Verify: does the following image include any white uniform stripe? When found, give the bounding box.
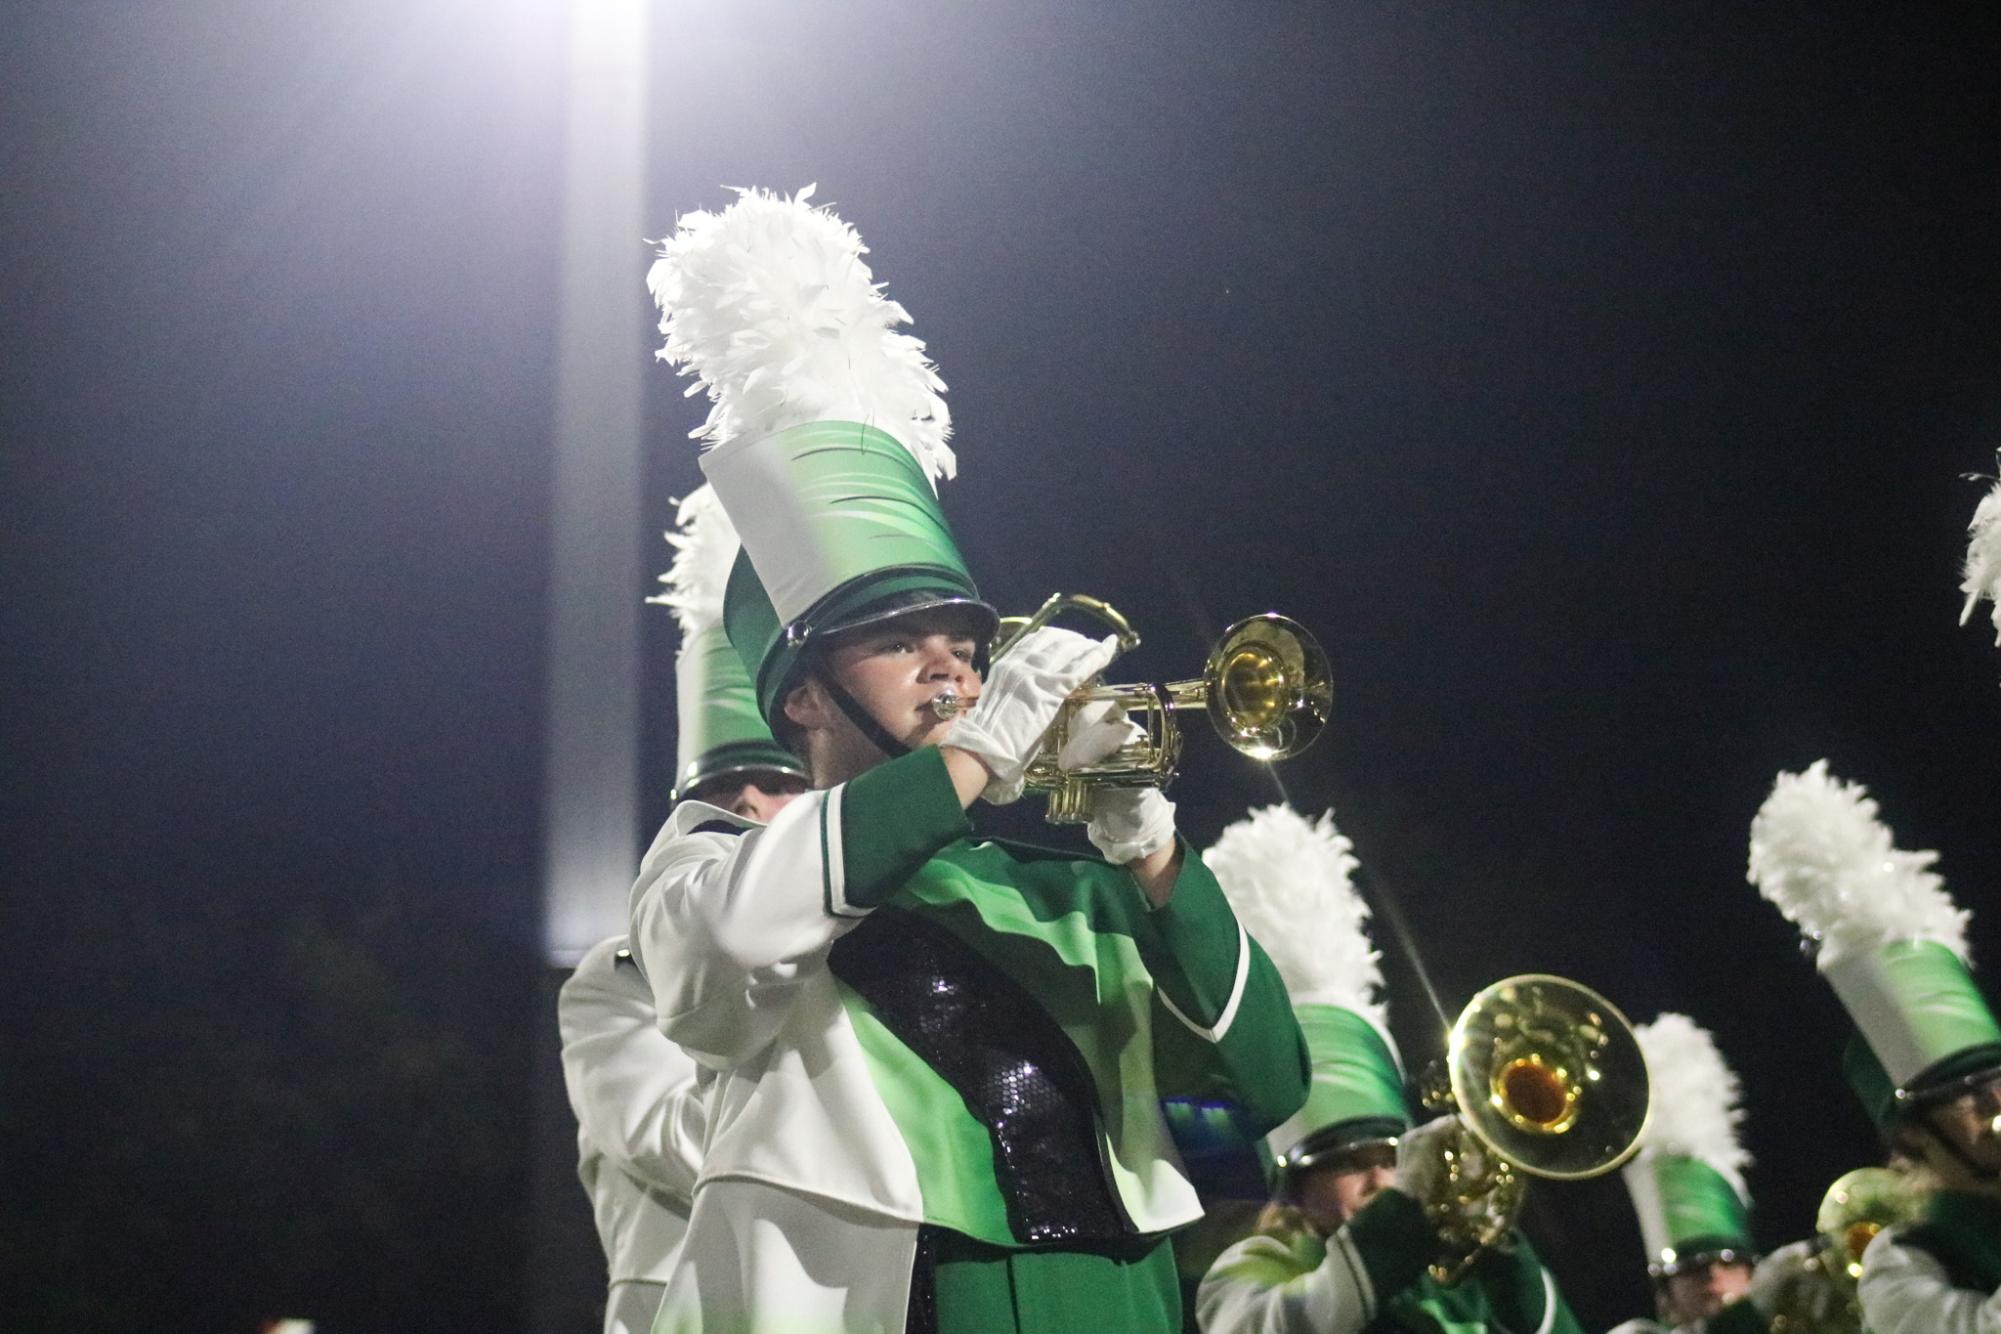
[1156,922,1250,1042]
[819,787,869,919]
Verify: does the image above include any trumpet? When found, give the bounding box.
[1415,975,1651,1283]
[934,593,1333,823]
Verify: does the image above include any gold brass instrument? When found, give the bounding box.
[1416,975,1651,1283]
[935,592,1333,823]
[1815,1167,1914,1279]
[1762,1168,1914,1333]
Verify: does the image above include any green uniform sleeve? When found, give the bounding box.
[1342,1188,1441,1305]
[1471,1229,1585,1334]
[836,747,974,909]
[1143,841,1310,1136]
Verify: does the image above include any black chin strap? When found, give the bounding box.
[821,674,912,761]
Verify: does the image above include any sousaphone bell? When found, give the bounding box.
[1417,975,1652,1282]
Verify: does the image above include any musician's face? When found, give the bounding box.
[1662,1259,1751,1321]
[1916,1070,2001,1177]
[785,609,983,781]
[1297,1143,1398,1228]
[690,774,808,822]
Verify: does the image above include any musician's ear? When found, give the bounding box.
[782,675,834,735]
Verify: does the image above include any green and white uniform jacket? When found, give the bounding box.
[629,746,1310,1332]
[1197,1189,1583,1334]
[1860,1190,2001,1334]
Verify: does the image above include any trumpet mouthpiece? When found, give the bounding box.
[930,690,963,720]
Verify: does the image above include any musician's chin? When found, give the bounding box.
[911,717,957,751]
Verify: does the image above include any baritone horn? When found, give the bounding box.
[1416,975,1651,1283]
[935,593,1333,823]
[1815,1167,1915,1279]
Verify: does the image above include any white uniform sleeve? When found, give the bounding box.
[627,789,868,1069]
[557,937,706,1199]
[1196,1230,1377,1334]
[1860,1226,2001,1334]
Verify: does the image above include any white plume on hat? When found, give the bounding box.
[1633,1014,1750,1200]
[1746,759,1967,968]
[1961,476,2001,646]
[647,483,738,641]
[1204,804,1383,1023]
[647,184,954,486]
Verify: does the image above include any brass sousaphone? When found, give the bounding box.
[936,593,1333,823]
[1417,975,1652,1282]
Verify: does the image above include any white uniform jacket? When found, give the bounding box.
[558,934,708,1334]
[1861,1221,2001,1334]
[628,750,1300,1333]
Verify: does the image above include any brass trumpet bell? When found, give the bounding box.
[992,595,1332,823]
[1448,974,1651,1182]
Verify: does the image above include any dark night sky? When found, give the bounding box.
[5,2,2000,1329]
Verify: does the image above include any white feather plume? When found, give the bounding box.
[1203,804,1383,1021]
[646,483,738,643]
[1633,1013,1750,1200]
[1961,476,2001,646]
[1746,759,1967,967]
[648,184,955,486]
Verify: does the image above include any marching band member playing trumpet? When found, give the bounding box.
[1748,761,2001,1333]
[1196,805,1582,1334]
[631,187,1309,1333]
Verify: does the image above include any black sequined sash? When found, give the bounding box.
[829,905,1133,1245]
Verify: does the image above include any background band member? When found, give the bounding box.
[559,485,808,1334]
[1607,1015,1772,1334]
[1748,760,2001,1332]
[631,187,1309,1333]
[1198,804,1583,1334]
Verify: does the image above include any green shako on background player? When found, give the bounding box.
[648,483,810,808]
[1748,759,2001,1333]
[628,185,1308,1334]
[1196,803,1584,1334]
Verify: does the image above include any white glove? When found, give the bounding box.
[1392,1115,1463,1219]
[1738,1240,1813,1318]
[1086,784,1177,864]
[1056,698,1135,771]
[945,627,1120,804]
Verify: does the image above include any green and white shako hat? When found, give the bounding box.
[1205,804,1411,1172]
[704,421,994,722]
[649,485,807,801]
[1749,760,2001,1129]
[1624,1015,1755,1276]
[648,185,994,723]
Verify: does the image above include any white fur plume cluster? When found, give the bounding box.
[1747,759,1967,967]
[647,483,738,642]
[648,184,954,486]
[1634,1014,1750,1199]
[1961,476,2001,646]
[1203,804,1383,1020]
